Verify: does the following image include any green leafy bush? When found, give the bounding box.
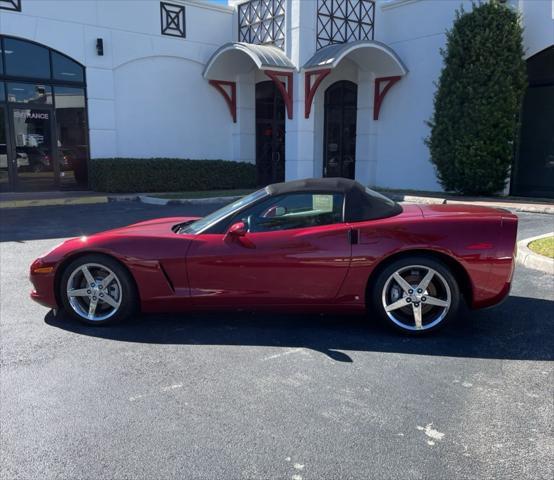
[426,1,527,195]
[89,158,257,193]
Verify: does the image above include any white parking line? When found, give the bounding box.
[261,347,304,362]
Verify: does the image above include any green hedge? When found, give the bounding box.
[89,158,257,193]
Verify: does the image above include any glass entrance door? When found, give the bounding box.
[0,35,89,191]
[0,105,9,191]
[324,81,358,179]
[10,106,57,191]
[255,81,285,186]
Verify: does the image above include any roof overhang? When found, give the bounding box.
[203,42,296,80]
[303,40,408,76]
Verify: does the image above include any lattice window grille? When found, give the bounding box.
[317,0,375,50]
[238,0,285,49]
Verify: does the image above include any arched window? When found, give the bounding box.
[2,37,84,83]
[0,36,88,192]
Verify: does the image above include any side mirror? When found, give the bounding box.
[226,221,247,237]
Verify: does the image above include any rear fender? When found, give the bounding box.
[337,214,516,309]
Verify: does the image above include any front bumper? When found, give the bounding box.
[29,259,58,309]
[30,288,58,309]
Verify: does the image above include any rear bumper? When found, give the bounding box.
[472,278,512,309]
[471,213,518,309]
[471,252,516,309]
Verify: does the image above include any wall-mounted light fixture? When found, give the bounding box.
[96,38,104,56]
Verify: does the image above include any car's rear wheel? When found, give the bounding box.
[370,256,460,335]
[59,254,136,325]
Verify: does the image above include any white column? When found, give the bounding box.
[355,70,378,186]
[284,0,318,180]
[233,72,255,164]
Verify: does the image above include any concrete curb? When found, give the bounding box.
[137,194,243,206]
[0,196,108,209]
[517,232,554,273]
[0,193,240,209]
[107,195,138,203]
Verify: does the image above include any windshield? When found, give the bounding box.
[180,188,268,234]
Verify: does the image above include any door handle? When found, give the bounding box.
[348,229,359,245]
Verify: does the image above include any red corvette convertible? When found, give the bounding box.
[30,178,518,334]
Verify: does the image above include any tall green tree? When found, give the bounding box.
[427,1,527,195]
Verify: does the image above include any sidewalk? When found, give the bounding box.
[1,188,553,214]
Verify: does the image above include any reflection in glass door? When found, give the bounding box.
[324,81,358,179]
[10,107,57,191]
[255,81,286,186]
[0,106,9,191]
[55,86,89,188]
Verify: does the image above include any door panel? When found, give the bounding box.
[54,86,89,189]
[0,106,9,192]
[342,106,357,178]
[256,81,285,186]
[10,106,57,191]
[186,224,352,306]
[324,81,357,179]
[255,121,285,186]
[513,85,554,198]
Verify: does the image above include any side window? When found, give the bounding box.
[237,192,344,233]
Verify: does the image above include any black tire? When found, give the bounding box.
[369,255,461,335]
[59,254,137,326]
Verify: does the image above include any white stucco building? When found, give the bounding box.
[0,0,552,197]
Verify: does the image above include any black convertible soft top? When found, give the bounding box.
[266,177,402,222]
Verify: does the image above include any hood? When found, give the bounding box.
[41,216,201,262]
[99,216,200,237]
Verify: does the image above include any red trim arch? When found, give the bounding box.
[208,80,237,123]
[264,70,294,120]
[374,76,401,120]
[304,69,331,119]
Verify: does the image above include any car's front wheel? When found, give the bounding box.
[59,254,137,325]
[370,256,461,334]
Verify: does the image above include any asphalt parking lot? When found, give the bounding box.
[1,202,553,480]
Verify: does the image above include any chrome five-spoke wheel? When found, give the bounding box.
[372,256,460,334]
[60,254,136,325]
[67,263,122,321]
[382,265,451,331]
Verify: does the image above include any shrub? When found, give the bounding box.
[89,158,257,193]
[426,1,527,195]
